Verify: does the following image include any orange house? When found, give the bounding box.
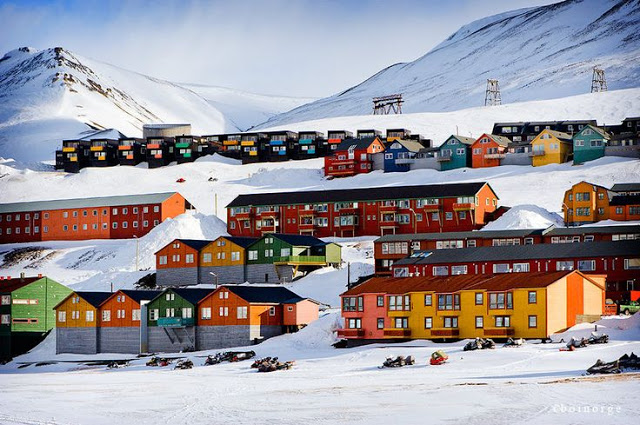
[54,291,111,354]
[471,134,510,168]
[196,285,319,349]
[98,289,161,354]
[155,239,210,286]
[562,181,611,226]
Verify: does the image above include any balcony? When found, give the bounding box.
[337,328,365,338]
[157,317,195,327]
[383,328,412,338]
[298,209,316,217]
[175,142,191,148]
[529,150,545,157]
[118,145,133,151]
[430,328,460,338]
[484,327,515,337]
[329,159,356,167]
[273,255,327,265]
[452,203,474,211]
[436,154,452,162]
[147,143,160,149]
[90,146,104,151]
[422,204,441,212]
[258,210,279,218]
[379,204,398,213]
[484,153,506,159]
[338,207,358,215]
[234,211,254,220]
[62,147,76,152]
[298,222,315,231]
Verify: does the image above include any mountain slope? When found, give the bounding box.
[256,0,640,129]
[0,47,312,162]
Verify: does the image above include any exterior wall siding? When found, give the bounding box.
[245,264,281,283]
[199,265,246,284]
[156,267,199,287]
[148,326,196,352]
[196,325,251,350]
[56,327,98,354]
[98,327,140,354]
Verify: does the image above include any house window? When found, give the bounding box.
[451,265,467,275]
[150,309,159,321]
[159,255,167,265]
[388,295,410,311]
[102,310,111,322]
[218,307,228,317]
[394,317,408,329]
[528,291,537,304]
[513,263,529,273]
[112,222,118,229]
[475,293,483,305]
[154,220,159,226]
[433,266,449,276]
[475,316,484,328]
[269,307,276,316]
[424,294,432,306]
[493,263,510,273]
[172,254,180,262]
[424,317,433,329]
[132,309,141,321]
[443,317,458,328]
[437,294,460,310]
[489,293,513,309]
[154,206,160,213]
[201,307,212,319]
[377,296,384,307]
[57,311,66,322]
[166,293,175,301]
[203,253,212,263]
[86,310,94,322]
[237,306,248,319]
[1,314,11,325]
[624,258,640,269]
[495,316,511,327]
[348,318,362,329]
[378,318,385,329]
[182,308,192,319]
[166,308,175,317]
[1,295,10,305]
[185,254,194,264]
[578,260,595,271]
[112,208,118,215]
[529,315,537,328]
[524,238,534,245]
[445,212,453,220]
[556,261,574,271]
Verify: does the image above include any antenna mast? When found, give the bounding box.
[484,79,501,106]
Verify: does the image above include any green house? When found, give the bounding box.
[245,234,341,283]
[146,288,213,352]
[437,135,475,171]
[0,275,72,360]
[573,125,610,164]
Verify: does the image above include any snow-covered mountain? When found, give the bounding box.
[0,47,313,162]
[256,0,640,129]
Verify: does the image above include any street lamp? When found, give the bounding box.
[133,236,139,271]
[209,272,219,289]
[408,208,418,234]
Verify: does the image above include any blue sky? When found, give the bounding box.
[0,0,557,97]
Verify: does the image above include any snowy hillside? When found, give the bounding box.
[0,47,312,162]
[257,0,640,128]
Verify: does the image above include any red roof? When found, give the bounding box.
[342,271,581,296]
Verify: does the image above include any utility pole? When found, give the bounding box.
[214,193,218,217]
[134,236,139,271]
[347,262,351,288]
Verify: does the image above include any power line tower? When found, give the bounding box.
[372,94,403,115]
[591,66,607,92]
[484,79,501,106]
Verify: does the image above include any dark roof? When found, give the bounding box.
[271,233,325,247]
[223,236,259,248]
[176,239,211,251]
[375,228,545,243]
[546,224,640,236]
[75,292,113,308]
[0,277,42,293]
[170,288,215,305]
[611,183,640,193]
[117,290,163,304]
[335,136,381,151]
[393,240,640,265]
[342,271,580,296]
[226,182,491,208]
[610,195,640,206]
[224,286,302,304]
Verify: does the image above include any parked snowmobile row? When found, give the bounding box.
[561,332,609,351]
[503,338,525,348]
[204,351,256,365]
[251,357,295,372]
[463,338,496,351]
[380,351,449,368]
[587,353,640,374]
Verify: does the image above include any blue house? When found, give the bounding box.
[383,139,424,173]
[436,135,476,171]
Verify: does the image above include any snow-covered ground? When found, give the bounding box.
[0,313,638,424]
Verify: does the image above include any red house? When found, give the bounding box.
[324,137,385,178]
[471,134,510,168]
[226,182,499,238]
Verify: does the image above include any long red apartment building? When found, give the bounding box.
[226,182,499,238]
[0,192,191,244]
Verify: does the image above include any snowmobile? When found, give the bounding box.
[146,356,171,367]
[106,361,129,369]
[463,338,496,351]
[381,355,416,368]
[251,357,277,368]
[429,350,448,366]
[503,338,525,348]
[230,350,256,362]
[619,352,640,369]
[561,337,588,351]
[205,350,257,365]
[587,332,609,345]
[174,359,194,370]
[587,353,640,374]
[254,357,295,372]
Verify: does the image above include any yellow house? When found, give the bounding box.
[199,236,258,285]
[530,129,573,167]
[340,271,605,341]
[562,181,611,225]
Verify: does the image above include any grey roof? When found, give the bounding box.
[335,136,381,151]
[578,125,610,139]
[393,240,640,266]
[375,228,546,243]
[389,139,424,152]
[143,124,190,129]
[483,134,511,147]
[545,130,573,143]
[0,192,180,214]
[546,224,640,236]
[611,183,640,193]
[227,182,491,208]
[449,135,476,146]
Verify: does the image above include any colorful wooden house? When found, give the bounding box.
[562,181,611,226]
[470,134,510,168]
[240,133,268,164]
[0,275,72,360]
[386,128,411,142]
[609,184,640,222]
[55,291,112,354]
[337,271,604,342]
[117,138,145,166]
[55,150,64,170]
[383,139,424,173]
[245,233,340,283]
[326,130,354,153]
[61,139,91,173]
[573,125,610,164]
[294,131,324,159]
[357,129,382,139]
[89,139,119,167]
[146,288,213,352]
[174,135,204,164]
[196,286,319,349]
[530,129,573,167]
[155,239,211,287]
[265,131,298,162]
[437,135,475,171]
[199,236,258,285]
[324,136,385,178]
[98,289,161,354]
[145,137,176,168]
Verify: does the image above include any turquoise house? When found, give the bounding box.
[573,125,610,164]
[437,135,476,171]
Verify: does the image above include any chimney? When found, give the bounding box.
[38,273,43,278]
[7,276,11,280]
[20,272,25,281]
[0,276,4,280]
